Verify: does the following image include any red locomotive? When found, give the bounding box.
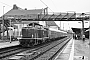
[19,22,67,47]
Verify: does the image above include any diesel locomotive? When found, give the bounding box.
[19,22,68,47]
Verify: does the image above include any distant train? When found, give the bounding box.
[19,22,68,47]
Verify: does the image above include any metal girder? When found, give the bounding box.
[67,13,76,20]
[48,14,55,19]
[41,14,48,20]
[60,13,68,20]
[0,12,89,21]
[54,13,62,20]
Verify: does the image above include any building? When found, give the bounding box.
[72,28,89,39]
[0,4,48,39]
[0,4,59,40]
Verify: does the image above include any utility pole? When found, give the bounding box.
[2,6,5,40]
[0,21,1,39]
[89,17,90,38]
[82,19,84,39]
[81,13,85,40]
[10,19,11,43]
[63,22,64,30]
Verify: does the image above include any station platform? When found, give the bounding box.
[74,39,89,60]
[0,40,19,49]
[54,38,89,60]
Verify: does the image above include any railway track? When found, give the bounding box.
[0,45,21,54]
[1,37,65,60]
[35,37,71,60]
[0,45,26,59]
[31,37,71,60]
[4,36,71,60]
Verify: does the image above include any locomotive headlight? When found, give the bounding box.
[32,34,33,38]
[21,35,22,37]
[17,35,22,40]
[17,37,22,40]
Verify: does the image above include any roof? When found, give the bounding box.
[72,28,89,33]
[46,21,58,26]
[1,4,44,19]
[5,9,43,16]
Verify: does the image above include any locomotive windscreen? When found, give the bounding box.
[22,28,35,38]
[22,28,28,38]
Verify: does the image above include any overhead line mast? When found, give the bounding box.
[40,0,54,14]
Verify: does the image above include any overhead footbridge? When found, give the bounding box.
[0,4,89,21]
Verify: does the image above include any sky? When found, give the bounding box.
[0,0,90,29]
[0,0,90,16]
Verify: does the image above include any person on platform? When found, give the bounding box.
[82,34,85,41]
[75,34,77,39]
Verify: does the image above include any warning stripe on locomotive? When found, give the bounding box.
[19,37,49,39]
